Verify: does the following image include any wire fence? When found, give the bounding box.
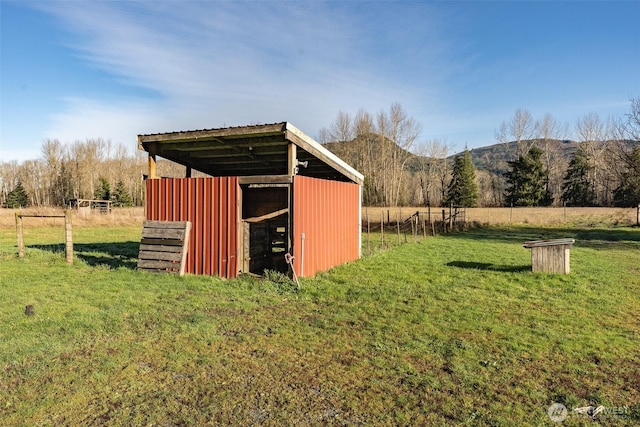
[360,205,640,256]
[361,207,467,256]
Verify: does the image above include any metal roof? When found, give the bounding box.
[138,122,363,185]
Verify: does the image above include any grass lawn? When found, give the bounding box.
[1,224,639,426]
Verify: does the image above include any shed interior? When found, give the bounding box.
[241,183,289,274]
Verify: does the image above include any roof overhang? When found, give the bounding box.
[138,122,363,185]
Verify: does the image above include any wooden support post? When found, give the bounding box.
[397,211,400,245]
[148,153,157,179]
[186,166,192,178]
[242,221,250,273]
[64,209,73,264]
[16,213,24,258]
[287,143,297,177]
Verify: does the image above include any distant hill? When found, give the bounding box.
[323,136,637,176]
[462,139,578,175]
[462,139,639,175]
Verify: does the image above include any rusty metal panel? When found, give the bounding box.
[145,177,238,277]
[292,176,361,277]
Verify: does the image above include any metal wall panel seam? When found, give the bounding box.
[207,177,213,276]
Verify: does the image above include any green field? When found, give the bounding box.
[1,225,639,426]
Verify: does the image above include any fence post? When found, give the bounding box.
[423,216,427,239]
[64,209,73,264]
[16,213,24,258]
[367,213,370,255]
[449,203,453,230]
[380,211,384,248]
[412,215,417,242]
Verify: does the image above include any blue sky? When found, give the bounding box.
[1,1,639,162]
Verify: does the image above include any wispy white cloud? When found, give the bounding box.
[11,0,635,164]
[29,1,450,145]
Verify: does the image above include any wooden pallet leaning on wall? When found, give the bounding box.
[137,220,192,275]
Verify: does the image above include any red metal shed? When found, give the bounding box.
[138,122,363,278]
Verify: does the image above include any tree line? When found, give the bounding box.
[0,139,187,209]
[322,99,640,208]
[1,99,639,209]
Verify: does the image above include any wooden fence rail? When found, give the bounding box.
[15,210,73,263]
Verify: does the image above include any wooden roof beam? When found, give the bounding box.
[284,123,364,185]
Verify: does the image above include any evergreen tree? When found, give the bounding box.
[94,177,111,201]
[5,181,29,208]
[111,180,133,207]
[504,146,553,206]
[444,149,478,207]
[561,148,596,206]
[613,146,640,207]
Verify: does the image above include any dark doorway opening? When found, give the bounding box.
[241,184,290,275]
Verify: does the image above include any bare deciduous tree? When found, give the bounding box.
[624,96,640,140]
[321,103,421,206]
[574,112,611,205]
[495,108,536,158]
[413,139,451,207]
[378,103,421,206]
[534,113,569,205]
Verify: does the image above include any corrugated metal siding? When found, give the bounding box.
[145,177,238,277]
[292,176,361,277]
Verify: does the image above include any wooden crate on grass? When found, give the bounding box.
[523,238,575,274]
[137,220,192,275]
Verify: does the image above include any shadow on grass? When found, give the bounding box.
[446,261,530,273]
[448,226,640,250]
[28,241,140,269]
